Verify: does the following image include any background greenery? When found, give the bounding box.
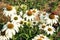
[1,0,60,12]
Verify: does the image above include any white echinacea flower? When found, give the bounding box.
[44,13,59,25]
[11,14,22,23]
[45,25,55,35]
[32,34,50,40]
[3,4,16,17]
[23,10,34,21]
[2,22,19,38]
[39,23,47,30]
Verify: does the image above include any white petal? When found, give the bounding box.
[14,26,19,33]
[20,11,23,16]
[6,29,13,38]
[11,29,15,35]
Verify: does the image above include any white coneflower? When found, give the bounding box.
[11,14,22,23]
[45,26,55,35]
[39,23,46,30]
[2,22,19,38]
[23,10,34,21]
[32,34,50,40]
[3,4,16,17]
[45,13,59,25]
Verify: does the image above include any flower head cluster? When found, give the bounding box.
[0,4,59,40]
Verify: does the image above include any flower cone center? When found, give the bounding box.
[42,25,46,28]
[49,14,55,19]
[27,10,32,16]
[14,17,18,20]
[6,5,12,11]
[20,21,23,24]
[48,28,52,31]
[7,23,14,29]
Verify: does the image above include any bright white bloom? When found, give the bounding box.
[11,14,22,23]
[32,34,50,40]
[3,6,16,17]
[23,14,34,21]
[11,14,23,27]
[0,36,9,40]
[45,26,55,35]
[23,10,35,21]
[2,22,19,38]
[45,14,59,25]
[39,23,46,30]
